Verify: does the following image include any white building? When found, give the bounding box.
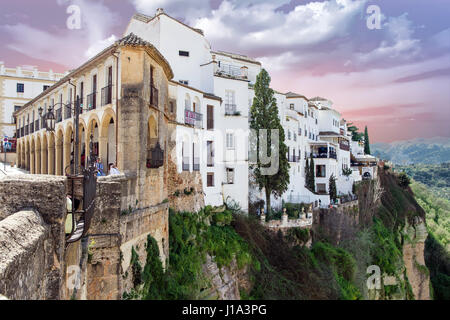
[125,9,262,211]
[0,62,66,139]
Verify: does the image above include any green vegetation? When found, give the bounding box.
[364,126,371,155]
[250,69,290,214]
[347,123,364,142]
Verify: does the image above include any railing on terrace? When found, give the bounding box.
[64,105,72,120]
[150,85,158,107]
[184,109,203,128]
[287,194,311,204]
[182,157,190,171]
[87,92,96,110]
[216,63,243,78]
[101,84,112,106]
[193,157,200,171]
[56,108,62,123]
[225,104,238,115]
[312,152,337,159]
[340,142,350,151]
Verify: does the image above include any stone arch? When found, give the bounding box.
[48,132,56,175]
[35,135,41,174]
[87,115,100,163]
[30,136,36,174]
[41,133,48,174]
[64,123,74,175]
[99,108,116,172]
[56,128,64,175]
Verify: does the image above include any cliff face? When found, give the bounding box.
[402,218,430,300]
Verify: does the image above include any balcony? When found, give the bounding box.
[182,157,190,171]
[185,109,203,128]
[312,152,337,159]
[56,108,62,123]
[150,85,158,107]
[193,157,200,171]
[87,92,97,110]
[288,155,300,163]
[21,127,24,137]
[340,141,350,151]
[225,104,239,116]
[146,142,164,169]
[216,63,247,79]
[35,119,39,131]
[25,125,28,136]
[64,105,72,120]
[30,122,34,133]
[101,84,112,106]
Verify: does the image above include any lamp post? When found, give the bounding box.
[38,95,95,175]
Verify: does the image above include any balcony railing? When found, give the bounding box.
[150,85,158,107]
[216,63,245,78]
[25,125,28,136]
[30,122,34,133]
[225,104,238,115]
[312,151,337,159]
[35,119,39,131]
[193,157,200,171]
[21,127,24,137]
[185,109,203,128]
[288,155,300,162]
[56,108,62,123]
[340,142,350,151]
[87,92,96,110]
[101,84,112,106]
[146,142,164,169]
[182,157,190,171]
[64,105,72,120]
[17,129,20,138]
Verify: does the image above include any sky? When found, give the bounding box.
[1,0,449,143]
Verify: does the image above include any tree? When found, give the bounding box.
[309,155,315,192]
[329,174,337,203]
[364,126,371,154]
[347,122,364,142]
[305,155,310,188]
[250,69,290,214]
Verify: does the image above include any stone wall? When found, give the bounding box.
[0,175,67,299]
[167,122,205,213]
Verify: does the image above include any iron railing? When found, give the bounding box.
[182,157,190,171]
[56,108,62,123]
[25,125,28,136]
[101,84,112,106]
[193,157,200,171]
[87,92,96,110]
[225,104,237,115]
[150,85,158,107]
[216,63,243,78]
[35,120,39,131]
[65,105,72,120]
[185,109,203,128]
[30,122,34,133]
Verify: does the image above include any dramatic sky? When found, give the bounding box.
[1,0,449,142]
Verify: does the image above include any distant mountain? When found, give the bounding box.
[372,137,450,165]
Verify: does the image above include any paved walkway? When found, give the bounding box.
[0,163,28,176]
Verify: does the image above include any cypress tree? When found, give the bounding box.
[309,155,315,192]
[305,155,310,189]
[329,174,337,203]
[250,69,290,214]
[364,126,371,154]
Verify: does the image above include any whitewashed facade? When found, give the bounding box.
[0,62,65,139]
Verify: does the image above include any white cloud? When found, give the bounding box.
[131,0,211,24]
[1,0,119,67]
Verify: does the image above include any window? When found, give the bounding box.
[290,103,294,110]
[225,90,235,105]
[179,50,190,57]
[207,141,214,167]
[207,105,214,130]
[226,168,235,184]
[207,173,214,187]
[226,133,235,149]
[17,83,24,93]
[287,130,291,140]
[43,85,50,91]
[179,80,189,85]
[170,101,174,113]
[316,165,326,178]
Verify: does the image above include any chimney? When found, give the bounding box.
[156,8,164,16]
